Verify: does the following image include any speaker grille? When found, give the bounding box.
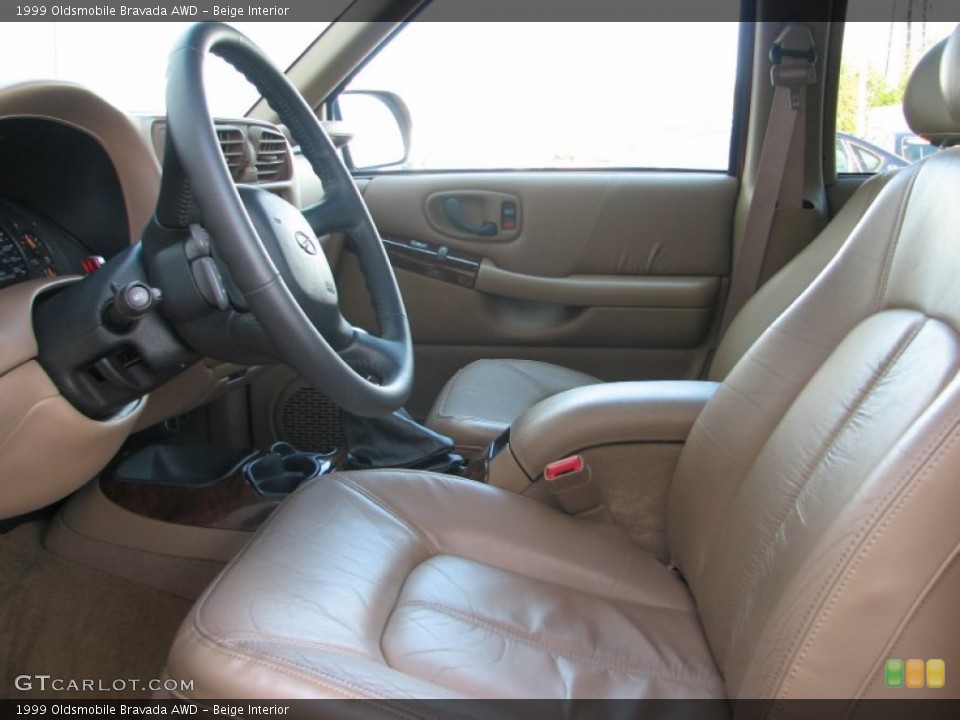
[277,385,344,452]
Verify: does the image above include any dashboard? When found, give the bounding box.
[0,109,137,293]
[0,81,299,519]
[0,109,298,294]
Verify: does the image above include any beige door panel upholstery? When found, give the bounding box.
[338,257,716,418]
[361,172,735,277]
[475,259,718,308]
[318,171,737,422]
[330,172,734,421]
[341,258,715,349]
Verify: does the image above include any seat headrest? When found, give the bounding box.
[945,23,960,126]
[904,35,959,147]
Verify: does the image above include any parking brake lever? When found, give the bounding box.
[442,197,498,237]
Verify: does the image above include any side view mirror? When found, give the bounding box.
[336,90,412,171]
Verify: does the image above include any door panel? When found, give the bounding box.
[336,171,737,417]
[474,261,718,308]
[425,190,522,241]
[340,256,717,348]
[359,172,735,276]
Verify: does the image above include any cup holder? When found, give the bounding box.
[245,442,336,499]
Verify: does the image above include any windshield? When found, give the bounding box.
[0,22,329,116]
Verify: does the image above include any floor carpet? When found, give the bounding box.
[0,521,192,700]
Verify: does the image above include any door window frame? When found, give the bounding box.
[323,17,753,178]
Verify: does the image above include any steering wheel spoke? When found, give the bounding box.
[302,191,357,238]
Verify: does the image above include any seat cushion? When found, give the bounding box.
[166,470,724,700]
[427,360,601,452]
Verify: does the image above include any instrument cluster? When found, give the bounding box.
[0,201,90,289]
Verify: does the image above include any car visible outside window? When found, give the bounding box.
[836,132,907,173]
[338,17,742,172]
[836,1,956,173]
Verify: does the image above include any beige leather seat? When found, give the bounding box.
[166,32,960,701]
[427,39,956,455]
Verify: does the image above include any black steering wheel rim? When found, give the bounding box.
[164,22,412,416]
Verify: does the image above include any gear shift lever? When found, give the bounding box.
[340,408,466,474]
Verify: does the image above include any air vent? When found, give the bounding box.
[216,126,246,180]
[254,128,290,183]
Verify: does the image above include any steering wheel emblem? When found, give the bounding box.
[295,231,318,255]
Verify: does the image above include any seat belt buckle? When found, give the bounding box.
[544,455,603,517]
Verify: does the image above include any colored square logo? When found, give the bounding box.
[927,659,946,689]
[885,659,904,688]
[906,659,925,688]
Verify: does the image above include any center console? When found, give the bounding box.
[475,380,719,492]
[98,442,335,532]
[88,408,465,533]
[45,410,463,599]
[471,380,719,560]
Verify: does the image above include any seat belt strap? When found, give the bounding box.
[720,24,816,335]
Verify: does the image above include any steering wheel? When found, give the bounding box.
[161,23,412,417]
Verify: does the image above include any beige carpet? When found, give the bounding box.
[0,521,192,700]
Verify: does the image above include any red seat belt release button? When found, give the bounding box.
[544,455,603,516]
[544,455,584,482]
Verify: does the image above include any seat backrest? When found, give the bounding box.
[668,29,960,699]
[708,171,892,380]
[710,35,959,383]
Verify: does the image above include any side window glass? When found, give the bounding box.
[837,5,956,174]
[338,16,742,173]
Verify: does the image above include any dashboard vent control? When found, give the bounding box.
[254,128,290,183]
[216,126,246,180]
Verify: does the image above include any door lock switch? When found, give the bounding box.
[501,201,518,231]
